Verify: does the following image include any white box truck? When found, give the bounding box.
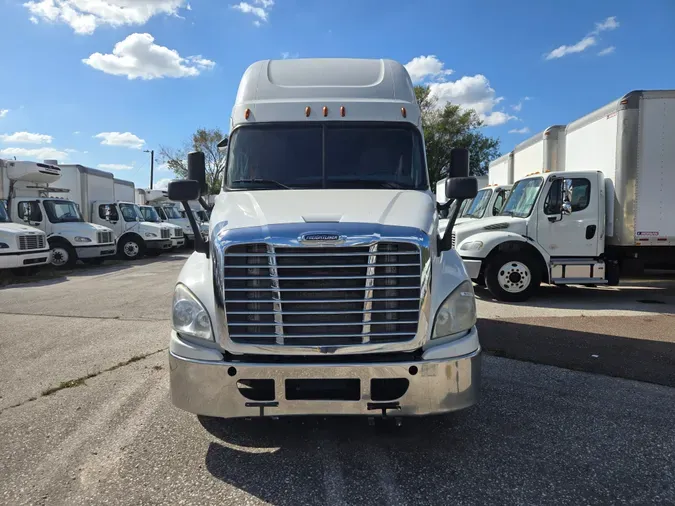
[0,191,51,272]
[1,160,116,268]
[56,165,175,259]
[488,152,514,185]
[136,188,208,241]
[452,90,675,301]
[166,57,481,421]
[512,125,566,181]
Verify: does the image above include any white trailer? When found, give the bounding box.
[488,152,514,185]
[512,125,566,181]
[1,160,115,268]
[452,89,675,301]
[56,164,175,260]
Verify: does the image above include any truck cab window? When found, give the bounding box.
[119,203,143,222]
[18,201,43,222]
[492,189,509,216]
[544,179,563,215]
[544,178,591,214]
[0,201,9,222]
[464,189,493,219]
[99,204,119,221]
[568,178,591,212]
[43,200,84,224]
[154,206,168,220]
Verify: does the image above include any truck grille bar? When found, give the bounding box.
[18,235,45,250]
[223,242,422,346]
[97,231,113,244]
[161,228,171,239]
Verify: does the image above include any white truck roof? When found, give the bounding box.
[114,178,135,203]
[488,152,514,185]
[231,58,420,128]
[513,125,566,181]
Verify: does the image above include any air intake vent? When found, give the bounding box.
[18,234,45,250]
[97,231,113,244]
[161,228,171,239]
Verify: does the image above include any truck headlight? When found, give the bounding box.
[460,240,483,251]
[431,280,476,339]
[172,283,213,341]
[145,232,157,238]
[0,242,9,249]
[74,236,92,243]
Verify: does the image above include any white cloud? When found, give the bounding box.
[64,148,78,153]
[95,131,145,149]
[598,46,615,56]
[186,2,191,9]
[0,147,69,160]
[29,15,39,23]
[98,163,133,170]
[281,51,299,59]
[404,55,453,83]
[545,16,619,60]
[0,132,53,144]
[511,96,531,112]
[232,0,274,26]
[156,162,171,172]
[0,110,8,118]
[154,178,173,189]
[83,33,215,80]
[509,127,531,134]
[406,55,516,127]
[23,0,186,35]
[73,131,80,134]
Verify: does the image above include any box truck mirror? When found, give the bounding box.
[446,147,470,181]
[187,151,208,196]
[446,177,478,201]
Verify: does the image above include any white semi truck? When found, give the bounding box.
[1,160,116,268]
[0,197,51,272]
[136,188,207,242]
[453,90,675,301]
[166,57,480,421]
[56,165,174,259]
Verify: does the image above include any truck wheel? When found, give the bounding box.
[49,242,77,269]
[119,237,145,260]
[485,253,541,302]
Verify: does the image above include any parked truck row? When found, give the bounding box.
[453,90,675,301]
[0,159,210,274]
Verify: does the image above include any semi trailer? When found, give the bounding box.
[166,57,480,421]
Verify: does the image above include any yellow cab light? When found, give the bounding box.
[401,107,407,118]
[620,99,629,104]
[305,106,311,117]
[323,106,328,117]
[244,108,251,120]
[340,106,346,117]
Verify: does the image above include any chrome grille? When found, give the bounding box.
[18,234,45,250]
[161,228,171,239]
[172,228,184,238]
[223,242,422,346]
[97,231,113,244]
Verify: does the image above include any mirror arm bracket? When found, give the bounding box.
[438,198,465,255]
[180,200,209,258]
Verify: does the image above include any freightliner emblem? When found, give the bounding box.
[300,233,342,243]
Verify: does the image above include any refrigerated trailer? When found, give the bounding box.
[512,125,566,181]
[452,90,675,301]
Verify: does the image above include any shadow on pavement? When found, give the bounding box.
[477,317,675,387]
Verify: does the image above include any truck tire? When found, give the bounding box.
[118,236,145,260]
[49,240,77,269]
[485,253,541,302]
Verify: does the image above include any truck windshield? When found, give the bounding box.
[163,206,182,219]
[0,201,9,222]
[459,198,472,218]
[464,189,493,219]
[500,178,543,218]
[43,200,84,223]
[195,210,208,222]
[119,203,144,222]
[140,206,161,223]
[225,123,428,190]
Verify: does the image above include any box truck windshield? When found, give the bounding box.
[227,123,426,190]
[162,206,182,219]
[43,200,85,223]
[140,206,162,223]
[464,188,493,219]
[500,177,543,218]
[0,201,9,222]
[119,203,143,222]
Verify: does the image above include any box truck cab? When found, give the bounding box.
[166,57,480,421]
[1,160,116,268]
[136,189,207,241]
[138,204,185,249]
[0,199,51,271]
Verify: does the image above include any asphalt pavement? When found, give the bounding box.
[0,254,674,505]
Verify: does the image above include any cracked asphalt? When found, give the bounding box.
[0,253,674,505]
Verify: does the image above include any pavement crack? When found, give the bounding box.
[0,348,167,414]
[0,311,166,322]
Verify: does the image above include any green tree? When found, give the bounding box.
[414,85,500,187]
[158,128,227,194]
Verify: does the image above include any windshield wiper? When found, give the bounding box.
[232,178,292,189]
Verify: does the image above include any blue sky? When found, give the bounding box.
[1,0,674,188]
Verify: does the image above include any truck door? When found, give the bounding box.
[536,175,600,258]
[15,199,46,233]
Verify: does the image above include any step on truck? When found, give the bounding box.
[55,164,174,260]
[166,57,481,420]
[0,198,51,273]
[1,160,116,268]
[453,90,675,301]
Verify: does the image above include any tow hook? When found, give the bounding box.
[367,401,402,426]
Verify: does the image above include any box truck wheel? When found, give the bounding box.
[485,253,541,302]
[118,236,145,260]
[49,240,77,269]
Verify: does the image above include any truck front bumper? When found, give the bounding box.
[169,330,481,419]
[74,244,117,259]
[0,248,51,269]
[462,258,483,280]
[171,238,185,248]
[146,239,173,251]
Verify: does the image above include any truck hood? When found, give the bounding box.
[210,189,435,233]
[453,215,528,245]
[54,222,112,237]
[0,222,45,236]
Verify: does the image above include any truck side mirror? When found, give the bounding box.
[446,177,478,200]
[188,151,208,196]
[217,137,228,152]
[447,148,470,180]
[168,180,201,202]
